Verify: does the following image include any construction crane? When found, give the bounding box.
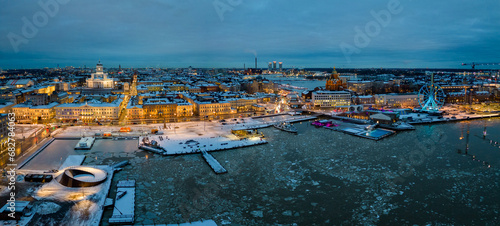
[461,62,500,69]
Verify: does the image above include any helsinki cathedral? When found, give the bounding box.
[86,61,114,89]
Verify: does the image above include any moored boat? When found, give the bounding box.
[273,121,298,133]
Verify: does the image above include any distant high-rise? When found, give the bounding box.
[273,61,277,71]
[255,57,257,69]
[279,62,282,72]
[268,62,272,71]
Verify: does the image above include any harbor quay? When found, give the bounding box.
[1,107,500,225]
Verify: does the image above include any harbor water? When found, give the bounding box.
[88,118,500,225]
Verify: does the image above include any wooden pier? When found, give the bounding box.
[109,180,136,224]
[201,151,227,174]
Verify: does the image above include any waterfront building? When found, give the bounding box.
[143,98,177,119]
[176,102,194,117]
[55,101,121,122]
[312,91,352,107]
[12,102,59,123]
[86,62,114,89]
[196,101,232,117]
[226,97,258,112]
[374,93,421,108]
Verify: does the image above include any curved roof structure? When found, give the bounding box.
[57,166,107,187]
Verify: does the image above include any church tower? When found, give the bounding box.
[96,60,103,74]
[131,71,138,96]
[325,67,343,91]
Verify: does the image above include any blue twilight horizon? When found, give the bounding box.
[1,0,499,69]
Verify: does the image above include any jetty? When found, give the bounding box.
[201,150,227,174]
[75,137,95,150]
[109,180,136,224]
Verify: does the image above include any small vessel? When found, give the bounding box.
[273,121,298,133]
[325,121,339,128]
[311,120,331,127]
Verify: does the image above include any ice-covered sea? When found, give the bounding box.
[87,118,500,225]
[12,118,500,225]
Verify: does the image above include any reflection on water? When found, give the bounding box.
[264,74,327,90]
[21,140,79,170]
[21,140,140,170]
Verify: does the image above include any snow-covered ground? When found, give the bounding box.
[33,165,114,226]
[109,180,135,224]
[401,111,499,124]
[134,115,317,155]
[53,114,315,139]
[140,135,267,155]
[14,124,44,139]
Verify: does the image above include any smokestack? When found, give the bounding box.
[255,57,257,69]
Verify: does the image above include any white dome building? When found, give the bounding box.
[86,61,114,89]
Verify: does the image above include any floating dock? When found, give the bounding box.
[201,151,227,174]
[322,124,395,141]
[75,137,95,150]
[109,180,135,224]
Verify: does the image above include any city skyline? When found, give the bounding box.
[1,0,500,69]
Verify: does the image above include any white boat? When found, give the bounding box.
[273,121,298,133]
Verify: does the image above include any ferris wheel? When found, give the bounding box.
[418,77,446,112]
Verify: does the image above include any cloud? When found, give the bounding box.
[0,0,499,69]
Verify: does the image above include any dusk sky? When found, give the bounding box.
[1,0,499,69]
